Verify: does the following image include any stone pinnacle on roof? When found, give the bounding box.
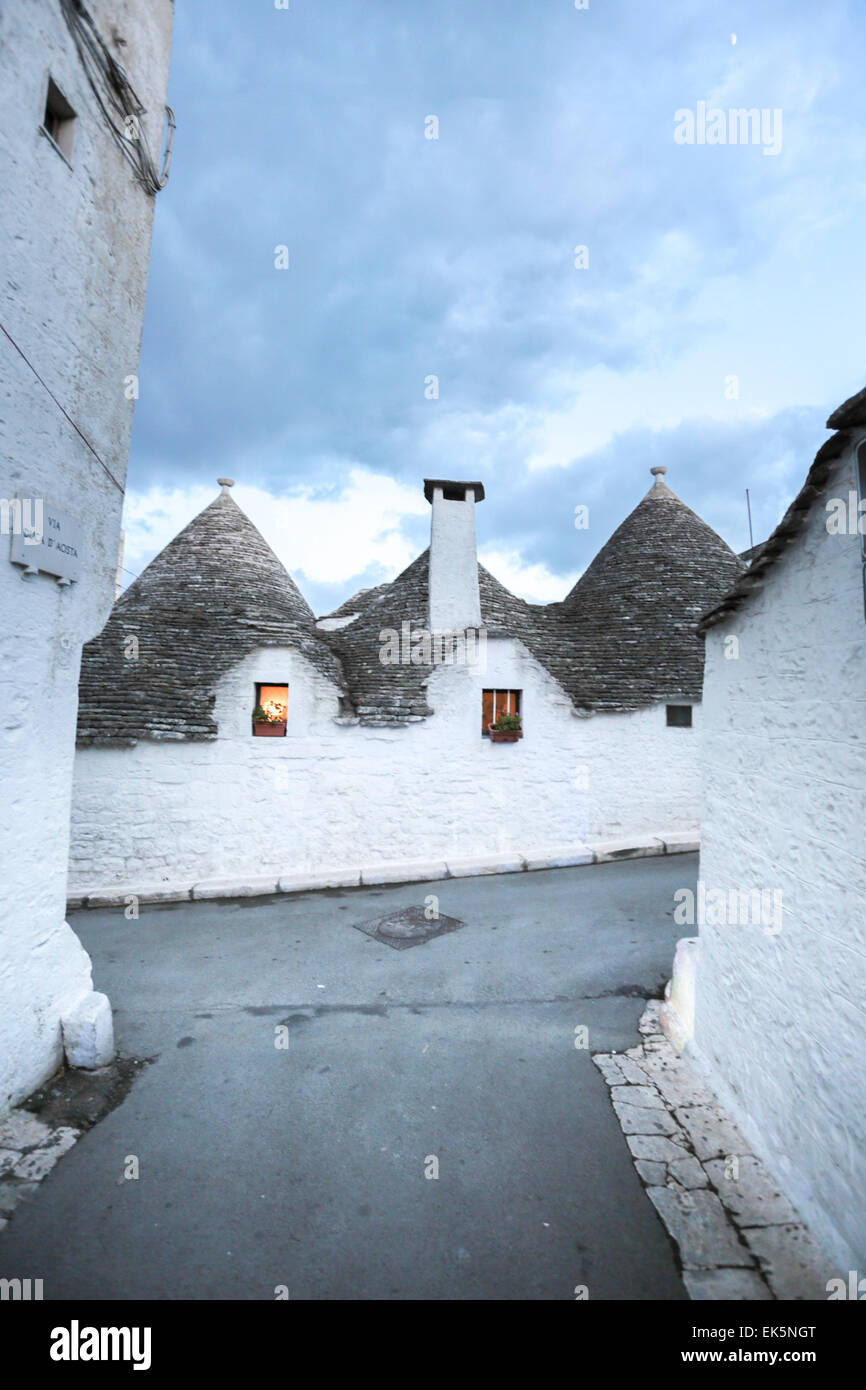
[217,477,235,494]
[646,464,677,499]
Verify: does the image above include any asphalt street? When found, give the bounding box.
[0,855,695,1299]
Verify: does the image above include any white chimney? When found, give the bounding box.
[425,478,485,632]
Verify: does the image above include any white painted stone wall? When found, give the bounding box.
[69,636,701,886]
[692,443,866,1269]
[0,1,173,1112]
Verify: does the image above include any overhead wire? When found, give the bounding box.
[0,321,125,494]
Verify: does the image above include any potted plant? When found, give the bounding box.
[488,711,522,743]
[252,703,286,737]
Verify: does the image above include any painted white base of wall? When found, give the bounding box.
[61,991,114,1071]
[659,935,698,1054]
[67,830,699,909]
[0,644,116,1116]
[0,921,96,1114]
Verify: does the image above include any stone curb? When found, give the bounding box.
[67,830,700,910]
[593,1003,837,1301]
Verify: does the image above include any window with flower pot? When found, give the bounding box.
[482,689,522,739]
[252,684,288,736]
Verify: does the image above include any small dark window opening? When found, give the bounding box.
[252,683,288,735]
[482,689,522,736]
[43,77,76,161]
[442,485,466,501]
[666,704,692,728]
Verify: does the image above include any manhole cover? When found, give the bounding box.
[353,905,466,951]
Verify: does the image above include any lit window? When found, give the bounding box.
[252,683,288,736]
[666,704,692,728]
[42,77,76,161]
[482,689,522,737]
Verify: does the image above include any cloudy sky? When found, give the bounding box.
[124,0,866,614]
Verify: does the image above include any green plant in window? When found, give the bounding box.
[252,703,269,723]
[491,711,521,732]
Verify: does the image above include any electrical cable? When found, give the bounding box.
[3,4,178,495]
[59,0,174,196]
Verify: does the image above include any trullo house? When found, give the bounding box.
[68,469,742,901]
[665,385,866,1272]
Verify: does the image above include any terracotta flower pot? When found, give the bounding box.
[487,724,521,743]
[253,721,287,737]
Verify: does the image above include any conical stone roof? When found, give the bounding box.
[543,468,744,709]
[77,488,345,744]
[78,469,743,742]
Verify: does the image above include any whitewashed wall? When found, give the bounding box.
[0,1,173,1112]
[692,443,866,1269]
[70,637,701,886]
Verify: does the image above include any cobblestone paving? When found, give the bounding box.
[593,1002,836,1301]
